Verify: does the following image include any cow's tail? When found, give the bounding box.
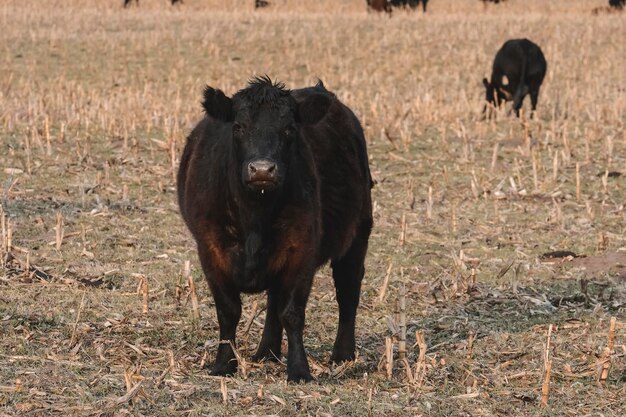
[512,50,528,109]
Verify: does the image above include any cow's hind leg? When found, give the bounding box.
[512,85,530,117]
[252,288,284,362]
[530,88,540,119]
[330,220,372,363]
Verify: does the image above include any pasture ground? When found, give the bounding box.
[1,0,625,416]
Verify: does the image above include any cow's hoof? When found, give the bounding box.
[287,370,313,383]
[209,363,237,377]
[330,348,355,364]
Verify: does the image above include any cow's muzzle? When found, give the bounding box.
[246,160,278,192]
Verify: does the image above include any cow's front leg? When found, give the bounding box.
[278,270,314,382]
[209,282,241,376]
[198,245,242,376]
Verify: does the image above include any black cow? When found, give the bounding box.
[123,0,182,7]
[177,77,373,382]
[482,39,547,118]
[367,0,392,12]
[255,0,270,8]
[389,0,428,12]
[609,0,625,9]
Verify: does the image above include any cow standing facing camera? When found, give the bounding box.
[482,38,547,118]
[177,77,373,382]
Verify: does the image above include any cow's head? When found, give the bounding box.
[483,77,512,107]
[202,76,332,195]
[482,77,497,106]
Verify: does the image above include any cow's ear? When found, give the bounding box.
[202,86,233,122]
[296,93,333,125]
[482,78,491,89]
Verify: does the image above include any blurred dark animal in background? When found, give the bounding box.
[483,38,547,118]
[390,0,429,12]
[123,0,182,7]
[367,0,392,13]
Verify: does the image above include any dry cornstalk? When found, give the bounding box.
[399,213,406,246]
[490,141,499,172]
[378,262,393,303]
[229,341,248,379]
[398,283,407,360]
[187,261,201,321]
[414,330,427,387]
[451,202,457,234]
[426,185,433,220]
[24,252,30,277]
[606,135,613,169]
[155,350,175,386]
[24,132,32,175]
[466,331,475,359]
[44,116,51,156]
[175,272,183,310]
[55,211,64,250]
[385,336,394,380]
[6,220,12,253]
[142,276,149,315]
[1,205,5,265]
[220,377,228,405]
[531,150,538,191]
[540,324,553,408]
[69,290,87,348]
[467,268,476,293]
[552,152,558,181]
[575,162,581,201]
[598,317,617,384]
[107,380,143,409]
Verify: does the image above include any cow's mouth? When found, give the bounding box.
[247,180,278,193]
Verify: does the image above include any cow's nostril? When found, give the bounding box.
[249,163,257,173]
[267,164,276,174]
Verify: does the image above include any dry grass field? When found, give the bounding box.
[1,0,625,415]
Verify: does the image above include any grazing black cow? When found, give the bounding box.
[482,39,547,118]
[481,0,507,4]
[123,0,182,7]
[367,0,392,13]
[609,0,625,9]
[390,0,429,12]
[255,0,270,8]
[177,77,373,382]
